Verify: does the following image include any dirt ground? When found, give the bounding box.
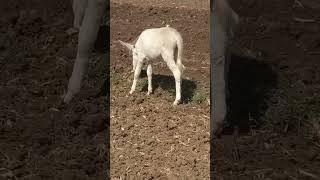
[212,0,320,179]
[0,0,109,179]
[1,0,320,179]
[110,0,210,179]
[110,0,320,179]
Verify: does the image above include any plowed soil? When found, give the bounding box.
[110,0,320,179]
[110,0,210,179]
[0,0,109,179]
[1,0,319,179]
[213,0,320,179]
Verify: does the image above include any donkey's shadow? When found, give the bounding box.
[139,70,197,104]
[224,54,278,134]
[94,25,110,53]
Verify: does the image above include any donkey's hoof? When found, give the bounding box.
[173,99,181,106]
[212,122,223,138]
[63,92,73,104]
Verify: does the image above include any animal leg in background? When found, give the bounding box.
[211,0,239,137]
[64,0,105,103]
[72,0,88,29]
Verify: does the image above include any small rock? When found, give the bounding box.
[167,121,177,130]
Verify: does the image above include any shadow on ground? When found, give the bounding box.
[95,25,110,53]
[93,25,110,98]
[139,70,197,104]
[224,54,278,134]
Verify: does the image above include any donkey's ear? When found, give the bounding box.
[118,40,134,51]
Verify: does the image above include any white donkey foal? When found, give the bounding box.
[211,0,240,137]
[119,25,185,105]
